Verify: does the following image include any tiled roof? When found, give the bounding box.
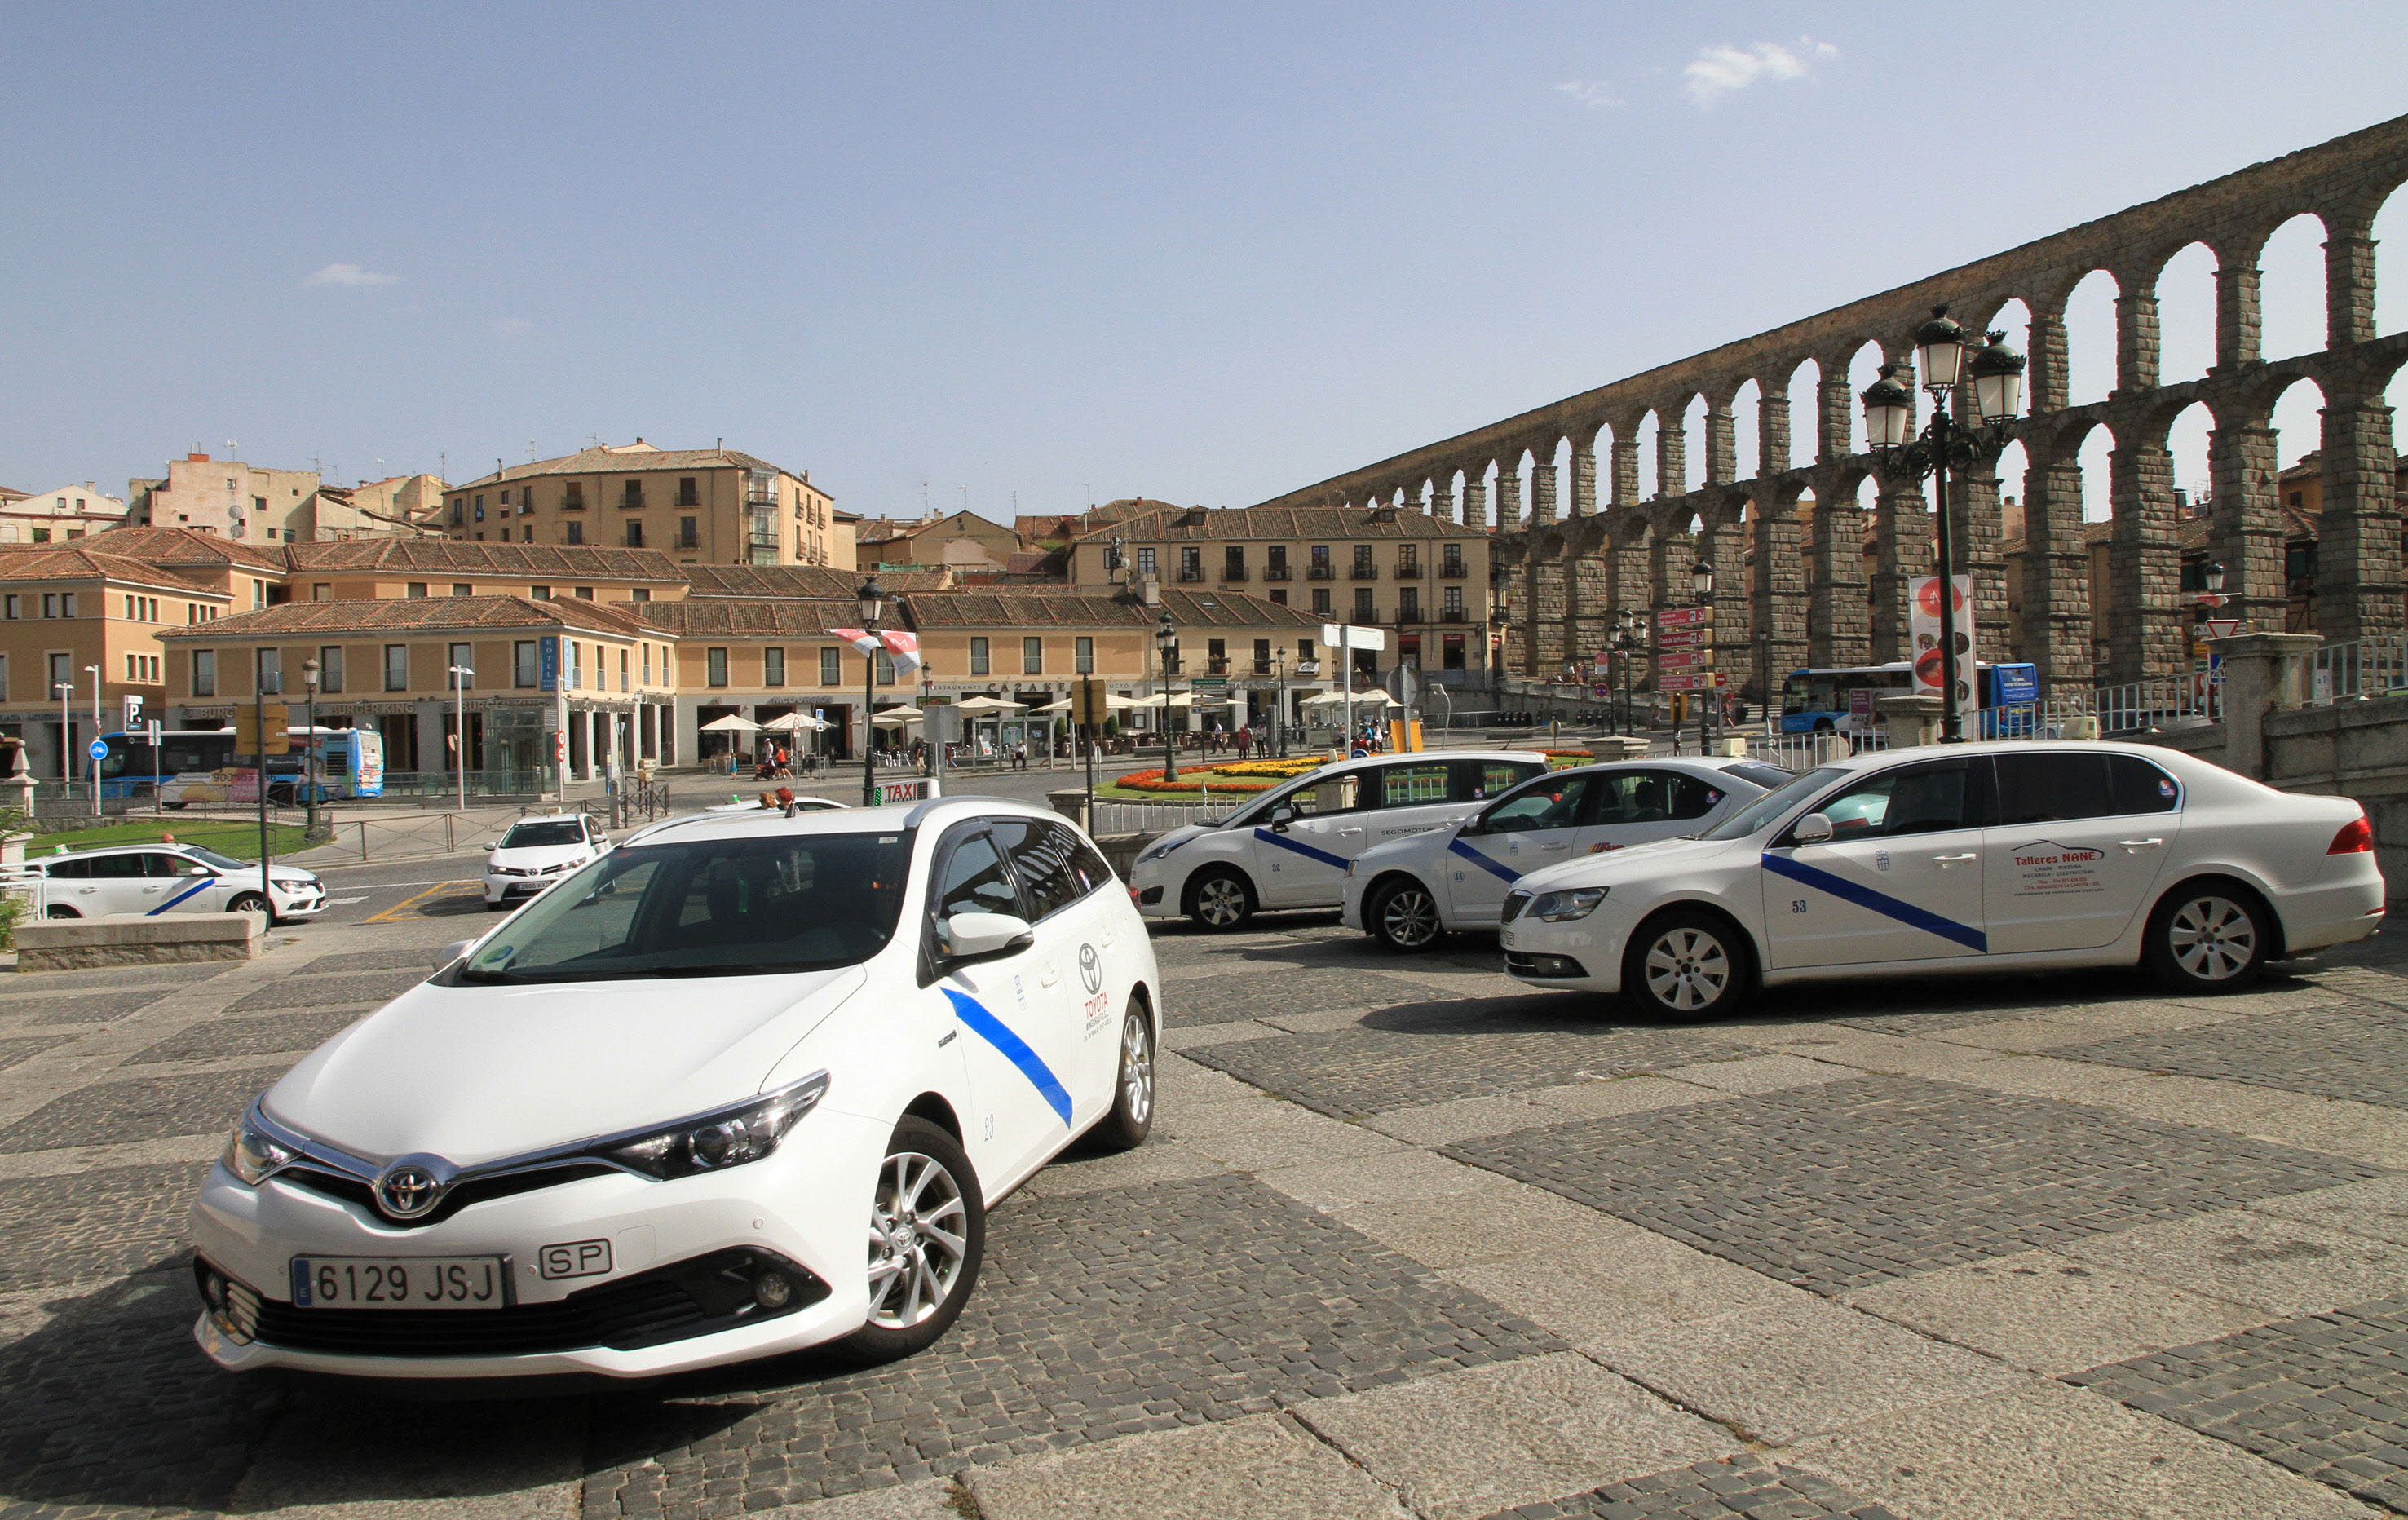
[77,524,290,572]
[902,588,1319,630]
[630,601,857,637]
[0,547,225,596]
[155,595,646,640]
[681,564,951,598]
[1072,505,1484,545]
[451,444,807,491]
[285,539,686,581]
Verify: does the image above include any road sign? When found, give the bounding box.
[86,738,107,761]
[1655,607,1712,628]
[554,730,568,765]
[233,703,290,756]
[122,695,143,731]
[1384,665,1420,707]
[1188,674,1228,690]
[1656,649,1713,669]
[2203,619,2242,638]
[1656,626,1710,648]
[1657,671,1715,691]
[1071,677,1108,726]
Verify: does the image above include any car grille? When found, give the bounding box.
[278,1161,621,1227]
[1500,890,1533,922]
[230,1248,828,1359]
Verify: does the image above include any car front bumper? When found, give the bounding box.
[1497,901,1631,994]
[189,1107,890,1380]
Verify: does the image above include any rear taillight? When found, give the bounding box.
[2328,815,2374,855]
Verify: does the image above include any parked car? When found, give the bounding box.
[190,796,1160,1381]
[482,814,611,909]
[11,843,325,924]
[1128,750,1553,930]
[1496,741,2387,1019]
[1341,757,1790,951]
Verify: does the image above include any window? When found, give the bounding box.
[1398,587,1420,621]
[1075,636,1094,674]
[565,520,585,545]
[1270,590,1288,606]
[563,482,584,510]
[633,587,650,602]
[510,639,540,689]
[1442,544,1466,576]
[1222,546,1244,578]
[452,583,473,598]
[1310,588,1331,615]
[1207,638,1226,672]
[575,586,593,599]
[1023,637,1043,674]
[307,583,329,602]
[707,647,728,687]
[1352,545,1376,577]
[192,650,216,696]
[1379,762,1453,807]
[499,489,512,506]
[933,829,1019,921]
[619,647,630,692]
[990,819,1081,921]
[1179,547,1201,581]
[448,644,474,689]
[1991,752,2180,823]
[1811,758,1982,840]
[1310,544,1331,573]
[1443,634,1465,670]
[764,647,786,687]
[532,585,550,600]
[29,529,48,544]
[1266,546,1288,578]
[678,516,698,549]
[877,652,896,685]
[643,644,654,685]
[677,477,699,506]
[1,596,14,619]
[318,646,344,694]
[255,647,281,693]
[820,647,841,685]
[568,641,582,688]
[449,500,464,527]
[1480,774,1598,833]
[1398,545,1420,576]
[1354,587,1375,621]
[1135,547,1156,575]
[1593,769,1725,824]
[384,644,409,691]
[406,582,428,599]
[970,637,990,675]
[1443,585,1465,618]
[622,480,644,509]
[625,520,644,548]
[47,652,68,692]
[1252,638,1271,674]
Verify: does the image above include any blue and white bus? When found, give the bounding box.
[1777,662,2041,737]
[97,727,386,805]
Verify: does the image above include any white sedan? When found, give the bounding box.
[190,797,1160,1381]
[1340,757,1791,952]
[15,843,325,923]
[482,814,612,908]
[1496,740,2386,1019]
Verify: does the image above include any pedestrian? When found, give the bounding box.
[1234,727,1253,760]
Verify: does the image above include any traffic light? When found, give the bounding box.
[234,703,291,757]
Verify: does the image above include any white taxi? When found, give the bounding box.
[1127,750,1551,930]
[190,797,1160,1381]
[15,843,326,924]
[1497,740,2386,1019]
[1340,757,1789,951]
[481,814,611,909]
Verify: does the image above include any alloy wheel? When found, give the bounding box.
[1378,886,1440,948]
[1195,876,1247,928]
[2168,895,2256,982]
[1119,1013,1154,1128]
[865,1150,970,1329]
[1642,926,1730,1012]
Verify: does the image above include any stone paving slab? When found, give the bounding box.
[1479,1455,1907,1520]
[581,1173,1564,1513]
[0,987,183,1026]
[1446,1076,2386,1294]
[226,967,431,1012]
[2057,1209,2408,1317]
[0,961,234,996]
[0,1065,285,1153]
[2068,1293,2408,1514]
[0,1160,206,1291]
[297,945,455,975]
[123,1005,371,1065]
[2054,1001,2408,1110]
[1189,997,1727,1120]
[1167,966,1456,1028]
[2253,1175,2408,1247]
[0,1034,77,1072]
[965,1414,1410,1520]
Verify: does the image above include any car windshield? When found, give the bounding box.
[462,831,912,982]
[1698,766,1848,841]
[183,846,249,872]
[501,820,585,848]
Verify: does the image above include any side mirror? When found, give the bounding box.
[1266,802,1296,833]
[481,841,500,851]
[1791,812,1834,846]
[188,864,212,876]
[939,911,1034,965]
[435,938,475,969]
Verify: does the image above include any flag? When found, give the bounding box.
[824,627,923,677]
[825,627,882,658]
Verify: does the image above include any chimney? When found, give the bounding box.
[189,453,210,463]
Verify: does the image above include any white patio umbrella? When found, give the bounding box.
[871,705,924,726]
[1301,687,1392,708]
[952,695,1026,713]
[758,712,829,732]
[699,713,763,732]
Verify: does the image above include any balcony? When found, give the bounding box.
[1438,610,1469,624]
[1438,562,1469,578]
[1350,564,1379,580]
[745,491,778,509]
[1395,606,1423,625]
[560,497,585,511]
[1393,562,1422,578]
[1261,565,1291,581]
[1207,657,1231,675]
[1306,565,1335,581]
[1219,568,1249,583]
[1176,568,1205,583]
[676,535,700,550]
[620,496,645,510]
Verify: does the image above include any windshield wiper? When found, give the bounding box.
[457,965,521,983]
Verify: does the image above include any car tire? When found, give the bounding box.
[2143,880,2269,993]
[227,891,271,925]
[1622,909,1752,1021]
[1087,1002,1155,1151]
[1368,877,1445,952]
[824,1116,985,1367]
[486,900,510,912]
[43,904,78,919]
[1185,867,1254,931]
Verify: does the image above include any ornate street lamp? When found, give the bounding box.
[857,575,886,805]
[1154,609,1179,783]
[1861,306,2026,742]
[1690,560,1715,750]
[302,656,321,837]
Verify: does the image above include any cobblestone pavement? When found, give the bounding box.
[0,899,2403,1519]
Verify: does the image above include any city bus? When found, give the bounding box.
[95,727,386,805]
[1777,662,2040,737]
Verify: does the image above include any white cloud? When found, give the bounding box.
[303,262,399,287]
[1681,38,1837,107]
[1554,80,1627,111]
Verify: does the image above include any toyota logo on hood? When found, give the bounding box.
[375,1157,451,1220]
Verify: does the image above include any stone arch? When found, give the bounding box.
[1727,377,1764,488]
[1836,339,1889,456]
[2145,241,2220,387]
[2371,182,2408,342]
[1677,394,1710,493]
[2061,267,2121,408]
[1777,356,1821,469]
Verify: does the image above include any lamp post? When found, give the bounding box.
[446,664,474,812]
[302,657,320,837]
[1860,306,2026,743]
[83,665,101,817]
[1154,609,1178,783]
[1690,560,1714,754]
[1753,629,1772,730]
[856,576,886,806]
[1270,646,1288,758]
[53,681,72,794]
[920,658,939,780]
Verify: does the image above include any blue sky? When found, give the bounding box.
[2,2,2402,519]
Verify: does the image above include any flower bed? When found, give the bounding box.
[1111,767,1280,794]
[1208,756,1328,779]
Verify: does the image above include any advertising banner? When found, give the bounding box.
[1908,574,1978,727]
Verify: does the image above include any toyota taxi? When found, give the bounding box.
[1496,740,2385,1019]
[481,813,612,909]
[12,843,326,924]
[191,796,1160,1381]
[1341,757,1790,951]
[1128,749,1552,930]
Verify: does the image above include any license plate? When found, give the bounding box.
[291,1255,510,1310]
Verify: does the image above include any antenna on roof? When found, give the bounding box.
[528,440,537,461]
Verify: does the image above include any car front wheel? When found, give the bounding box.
[1623,910,1752,1021]
[43,904,78,919]
[2144,882,2269,992]
[825,1116,985,1367]
[1088,1003,1155,1151]
[1368,877,1444,952]
[1186,868,1254,931]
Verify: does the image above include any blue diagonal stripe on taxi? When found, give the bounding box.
[148,876,219,915]
[1761,852,1988,952]
[1253,828,1350,869]
[1447,837,1521,883]
[942,988,1074,1125]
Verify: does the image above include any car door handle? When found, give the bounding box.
[1337,827,1362,836]
[2118,837,2164,850]
[1039,963,1061,988]
[1932,852,1978,863]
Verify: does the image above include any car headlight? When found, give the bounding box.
[598,1072,831,1180]
[1527,887,1608,922]
[223,1107,297,1186]
[1137,838,1182,865]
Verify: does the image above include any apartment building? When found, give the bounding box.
[285,539,689,604]
[0,482,127,543]
[440,442,838,567]
[854,510,1025,572]
[1065,505,1495,679]
[304,474,448,539]
[126,454,327,543]
[156,596,677,782]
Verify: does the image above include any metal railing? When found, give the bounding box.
[378,769,553,798]
[2044,674,2218,736]
[2309,634,2408,705]
[1090,798,1220,835]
